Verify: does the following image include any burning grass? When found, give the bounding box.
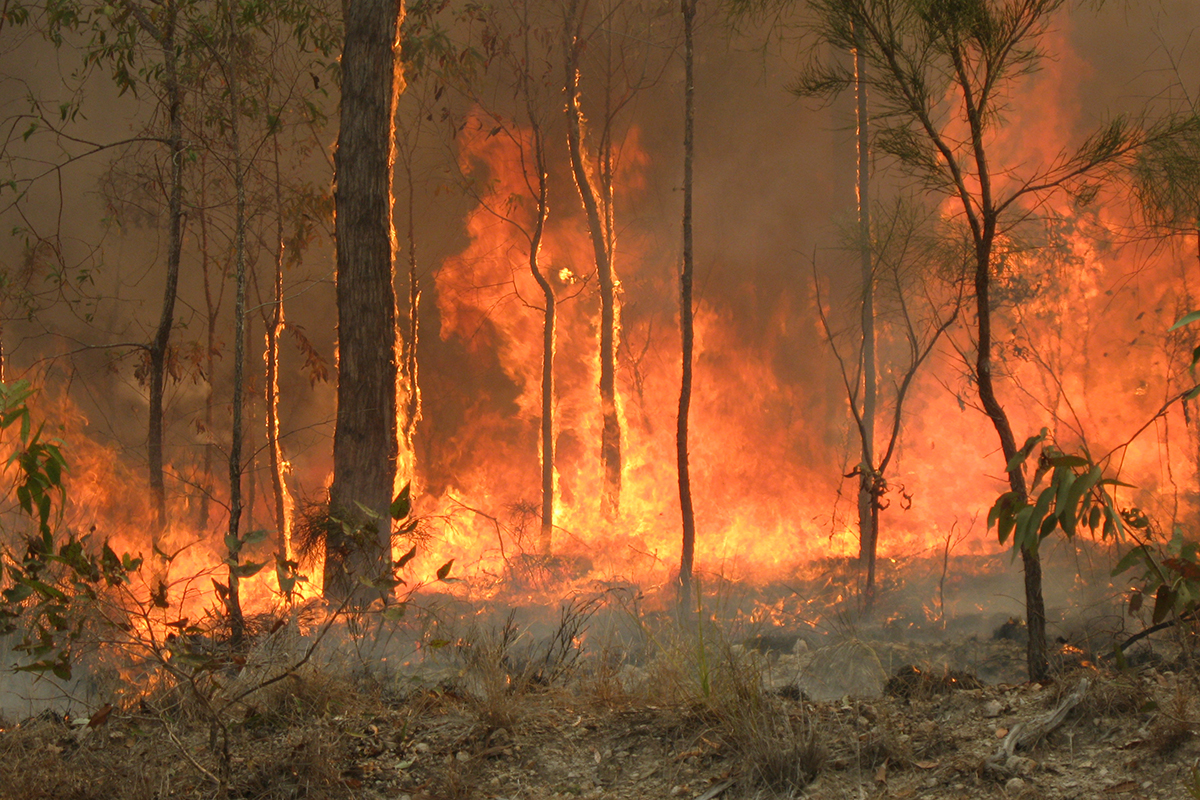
[1,600,1200,800]
[2,543,1200,799]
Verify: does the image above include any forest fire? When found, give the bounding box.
[0,0,1198,716]
[10,4,1200,798]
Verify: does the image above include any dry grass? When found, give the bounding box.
[1151,679,1194,755]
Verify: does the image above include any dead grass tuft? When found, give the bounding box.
[1150,680,1194,756]
[1053,669,1149,717]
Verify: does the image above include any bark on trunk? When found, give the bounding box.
[145,0,185,538]
[854,37,878,614]
[225,0,248,644]
[198,151,219,532]
[563,0,621,520]
[326,0,404,604]
[677,0,697,609]
[527,126,554,556]
[975,226,1048,680]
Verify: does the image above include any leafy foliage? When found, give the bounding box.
[0,381,140,679]
[987,428,1133,558]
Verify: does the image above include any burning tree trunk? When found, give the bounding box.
[677,0,697,607]
[266,134,293,559]
[399,153,421,487]
[563,0,622,521]
[326,0,405,603]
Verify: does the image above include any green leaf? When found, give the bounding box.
[230,561,265,579]
[243,529,268,545]
[428,638,450,649]
[1112,545,1150,576]
[1113,643,1129,671]
[391,482,412,520]
[1170,310,1200,330]
[1047,454,1089,468]
[1152,584,1176,625]
[1038,514,1058,538]
[382,605,407,621]
[395,544,418,570]
[1063,466,1102,535]
[436,559,454,581]
[16,576,66,601]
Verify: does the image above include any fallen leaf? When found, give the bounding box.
[1105,781,1138,794]
[915,760,939,770]
[995,727,1008,738]
[875,761,888,783]
[87,704,113,729]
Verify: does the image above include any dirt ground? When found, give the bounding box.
[2,626,1199,800]
[1,550,1198,799]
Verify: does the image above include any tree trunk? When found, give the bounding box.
[146,0,185,538]
[266,134,293,559]
[225,0,248,644]
[326,0,404,604]
[400,150,421,476]
[974,226,1048,680]
[677,0,697,609]
[563,0,621,520]
[198,151,219,532]
[527,123,554,556]
[854,35,878,613]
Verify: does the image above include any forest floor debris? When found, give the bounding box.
[2,635,1199,800]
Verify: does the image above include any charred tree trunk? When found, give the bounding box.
[326,0,404,603]
[677,0,697,609]
[564,0,621,521]
[144,0,185,537]
[854,36,879,613]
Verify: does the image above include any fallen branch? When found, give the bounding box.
[985,678,1089,775]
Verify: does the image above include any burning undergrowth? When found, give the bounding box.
[1,556,1199,800]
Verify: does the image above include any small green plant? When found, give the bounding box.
[0,380,141,679]
[987,428,1130,559]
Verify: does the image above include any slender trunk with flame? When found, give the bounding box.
[677,0,697,608]
[854,36,879,613]
[327,0,405,603]
[145,0,184,538]
[564,0,621,520]
[528,122,554,556]
[267,134,293,558]
[225,0,248,644]
[400,154,421,470]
